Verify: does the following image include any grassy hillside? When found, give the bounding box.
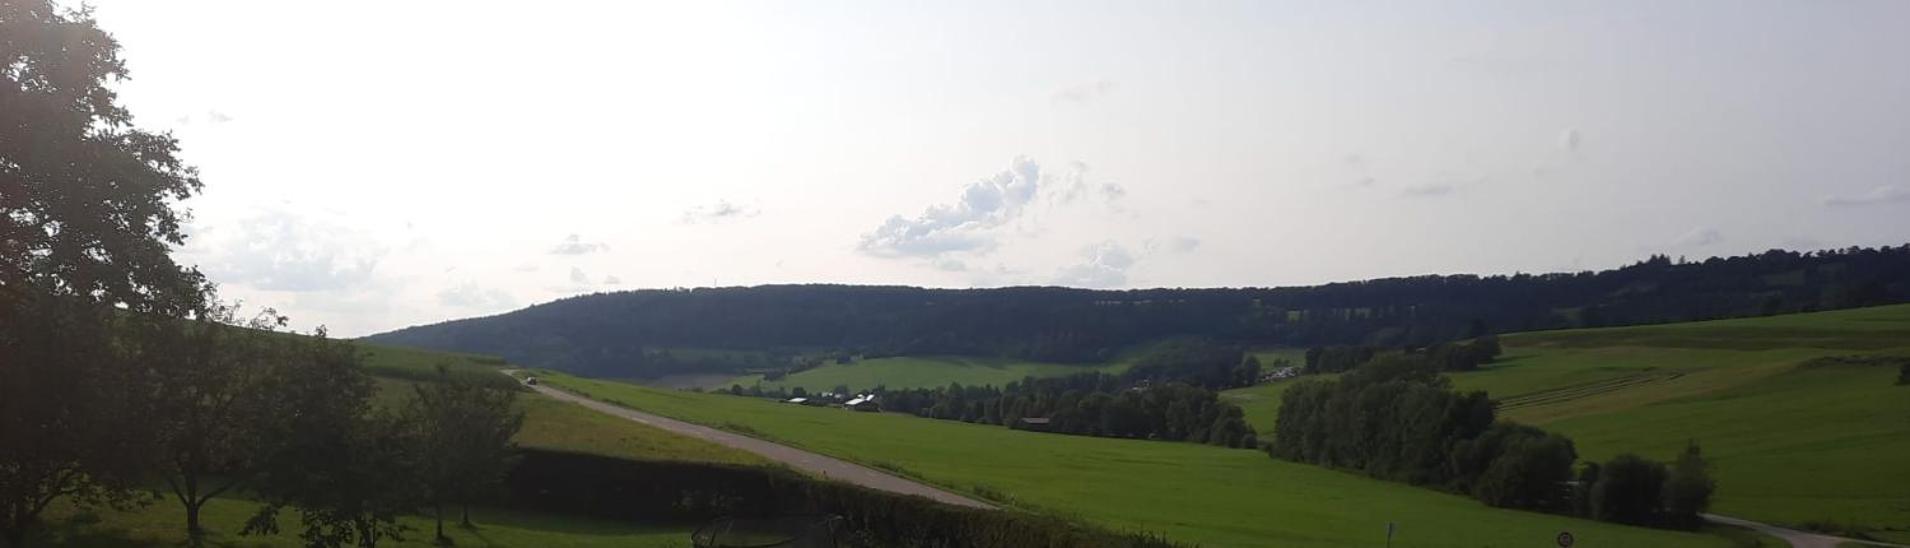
[1227,305,1910,542]
[729,355,1131,394]
[1459,304,1910,541]
[534,371,1730,547]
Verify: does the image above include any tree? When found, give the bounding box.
[244,337,423,548]
[1590,453,1668,526]
[145,304,292,542]
[2,3,208,543]
[1661,442,1715,529]
[409,366,524,541]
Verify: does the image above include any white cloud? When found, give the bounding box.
[1824,185,1910,207]
[569,267,591,284]
[206,109,234,124]
[194,210,385,292]
[602,275,622,285]
[1561,128,1582,151]
[1051,161,1126,206]
[858,157,1042,258]
[1674,227,1724,247]
[932,258,967,272]
[1168,236,1201,253]
[437,284,516,310]
[1052,241,1136,288]
[681,200,760,224]
[513,263,540,273]
[1401,183,1456,197]
[549,234,608,255]
[1052,80,1116,105]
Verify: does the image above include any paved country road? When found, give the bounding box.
[1704,514,1908,548]
[504,371,995,510]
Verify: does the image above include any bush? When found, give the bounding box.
[1590,454,1668,526]
[1464,425,1577,511]
[1661,442,1715,529]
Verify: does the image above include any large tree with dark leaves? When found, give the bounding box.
[1,2,205,545]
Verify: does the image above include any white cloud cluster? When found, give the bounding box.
[437,283,515,310]
[1824,185,1910,207]
[1674,227,1724,247]
[681,200,760,224]
[1053,80,1116,105]
[196,211,385,293]
[1052,241,1136,288]
[549,234,608,255]
[858,157,1042,258]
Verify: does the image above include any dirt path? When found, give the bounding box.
[507,371,995,510]
[1705,513,1907,548]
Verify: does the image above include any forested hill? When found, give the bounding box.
[365,245,1910,378]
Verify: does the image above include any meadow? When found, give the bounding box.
[1221,305,1910,543]
[729,355,1130,394]
[537,371,1738,547]
[1453,305,1910,542]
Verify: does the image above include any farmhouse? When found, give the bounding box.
[843,394,880,412]
[1016,417,1052,432]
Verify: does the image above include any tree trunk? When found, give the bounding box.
[184,501,204,546]
[434,502,445,542]
[459,503,471,528]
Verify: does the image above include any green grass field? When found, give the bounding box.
[1452,305,1910,541]
[536,371,1732,547]
[35,495,690,547]
[728,355,1131,394]
[1221,305,1910,542]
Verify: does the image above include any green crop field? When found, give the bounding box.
[729,355,1130,394]
[535,371,1734,547]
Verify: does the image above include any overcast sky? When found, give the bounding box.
[82,0,1910,337]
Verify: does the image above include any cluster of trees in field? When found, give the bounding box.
[874,373,1258,447]
[1271,355,1716,529]
[368,245,1910,378]
[825,341,1260,447]
[0,8,524,546]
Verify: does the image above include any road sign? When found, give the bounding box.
[1556,531,1575,547]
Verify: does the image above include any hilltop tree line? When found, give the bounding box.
[1271,355,1716,529]
[1,7,522,546]
[369,246,1910,378]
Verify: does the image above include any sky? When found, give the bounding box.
[79,0,1910,337]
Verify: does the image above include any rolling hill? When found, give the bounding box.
[365,246,1910,379]
[1224,304,1910,542]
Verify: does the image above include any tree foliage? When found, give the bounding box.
[144,303,294,540]
[408,366,524,541]
[1,3,207,544]
[1269,355,1575,511]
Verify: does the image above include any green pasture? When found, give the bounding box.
[729,355,1130,394]
[536,371,1728,547]
[1360,304,1910,542]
